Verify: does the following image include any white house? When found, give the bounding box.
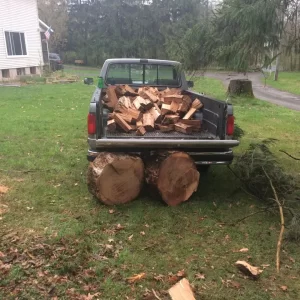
[0,0,49,80]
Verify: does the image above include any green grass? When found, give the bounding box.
[264,72,300,95]
[0,77,300,299]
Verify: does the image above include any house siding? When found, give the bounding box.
[0,0,43,71]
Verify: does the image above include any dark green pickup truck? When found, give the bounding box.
[87,58,239,166]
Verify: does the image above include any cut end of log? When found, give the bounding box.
[145,152,200,206]
[87,153,144,205]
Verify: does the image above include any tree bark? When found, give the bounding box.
[145,152,200,206]
[87,152,144,205]
[227,79,254,97]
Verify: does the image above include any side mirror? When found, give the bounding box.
[84,78,94,85]
[187,80,194,88]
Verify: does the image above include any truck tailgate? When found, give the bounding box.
[105,129,216,139]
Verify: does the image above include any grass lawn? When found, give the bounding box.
[0,76,300,299]
[264,72,300,95]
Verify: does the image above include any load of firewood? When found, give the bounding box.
[102,85,204,135]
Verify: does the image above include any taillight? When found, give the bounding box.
[88,113,96,134]
[227,115,234,136]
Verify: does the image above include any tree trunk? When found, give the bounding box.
[145,152,200,206]
[274,53,280,81]
[87,152,144,205]
[227,79,254,97]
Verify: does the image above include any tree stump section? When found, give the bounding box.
[227,79,254,97]
[145,152,200,206]
[87,152,144,205]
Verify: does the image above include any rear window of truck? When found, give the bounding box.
[105,63,181,87]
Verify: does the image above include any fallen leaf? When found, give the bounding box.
[168,275,179,284]
[230,281,242,289]
[144,224,150,228]
[195,273,205,280]
[153,274,164,282]
[116,224,125,231]
[82,292,101,300]
[239,248,249,253]
[289,257,295,263]
[280,286,288,292]
[176,269,186,278]
[0,185,9,194]
[140,231,146,236]
[127,273,146,284]
[128,235,133,241]
[0,204,8,215]
[26,207,34,211]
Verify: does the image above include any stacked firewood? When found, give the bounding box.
[102,85,204,136]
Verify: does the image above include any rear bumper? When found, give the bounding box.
[87,138,238,165]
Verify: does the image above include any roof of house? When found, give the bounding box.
[39,19,54,33]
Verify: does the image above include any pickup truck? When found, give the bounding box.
[87,58,239,166]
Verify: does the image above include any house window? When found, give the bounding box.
[30,67,36,75]
[2,69,10,78]
[5,31,27,56]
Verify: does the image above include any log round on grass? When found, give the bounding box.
[227,79,254,97]
[145,152,200,206]
[87,152,144,205]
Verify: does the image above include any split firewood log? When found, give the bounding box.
[179,120,201,132]
[114,113,132,132]
[115,85,138,97]
[139,90,160,103]
[161,104,171,115]
[118,96,133,109]
[143,113,155,132]
[175,123,193,134]
[162,115,180,125]
[170,101,180,113]
[87,152,144,205]
[107,120,116,132]
[156,124,175,132]
[164,88,182,96]
[133,96,153,112]
[163,95,183,105]
[145,152,200,206]
[118,113,134,124]
[136,126,146,136]
[105,86,119,109]
[149,107,163,124]
[183,99,203,120]
[179,95,192,113]
[154,103,161,114]
[168,278,196,300]
[235,261,263,279]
